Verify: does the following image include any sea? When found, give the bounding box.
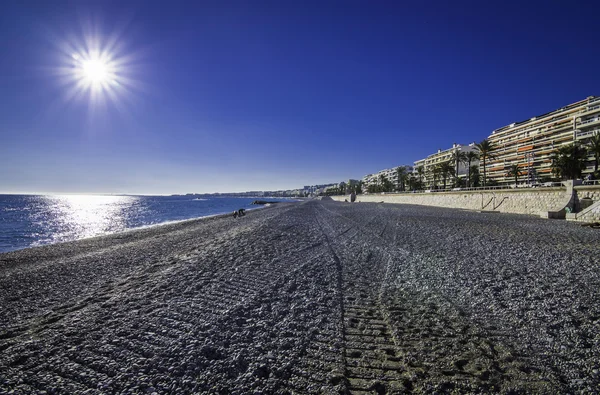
[0,194,287,254]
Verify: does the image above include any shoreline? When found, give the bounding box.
[0,203,278,257]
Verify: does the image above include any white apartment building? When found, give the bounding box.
[413,143,479,188]
[361,165,414,191]
[486,96,599,184]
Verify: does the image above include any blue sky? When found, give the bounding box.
[1,0,599,194]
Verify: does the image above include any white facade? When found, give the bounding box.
[361,165,414,190]
[413,143,479,187]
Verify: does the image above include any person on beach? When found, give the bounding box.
[238,208,246,217]
[584,173,595,185]
[350,190,356,203]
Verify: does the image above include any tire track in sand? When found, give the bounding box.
[316,201,561,393]
[314,206,409,394]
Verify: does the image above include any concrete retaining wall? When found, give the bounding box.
[567,201,600,223]
[574,186,600,210]
[566,186,600,222]
[331,186,581,218]
[333,184,600,221]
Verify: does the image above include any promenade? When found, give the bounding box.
[1,201,599,393]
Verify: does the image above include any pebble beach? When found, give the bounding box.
[1,200,600,394]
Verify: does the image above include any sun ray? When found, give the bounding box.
[41,17,154,123]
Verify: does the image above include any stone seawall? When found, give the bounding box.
[574,186,600,210]
[567,186,600,222]
[331,187,577,218]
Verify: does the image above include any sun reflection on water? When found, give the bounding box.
[34,195,139,245]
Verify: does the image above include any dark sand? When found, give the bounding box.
[1,200,600,394]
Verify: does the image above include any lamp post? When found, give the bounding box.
[525,152,535,185]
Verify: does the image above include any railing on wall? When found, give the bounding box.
[581,179,600,186]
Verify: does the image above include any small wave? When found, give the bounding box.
[192,198,208,201]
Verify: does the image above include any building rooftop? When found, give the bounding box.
[491,96,596,136]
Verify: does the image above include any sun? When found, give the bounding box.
[54,29,141,110]
[72,52,117,90]
[82,58,109,84]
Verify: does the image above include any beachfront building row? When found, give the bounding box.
[410,96,599,187]
[357,96,599,191]
[302,184,337,196]
[321,179,361,195]
[413,143,479,188]
[361,165,414,191]
[485,96,600,184]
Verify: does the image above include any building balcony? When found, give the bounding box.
[581,104,600,115]
[517,144,534,153]
[579,117,600,128]
[491,120,574,144]
[491,112,577,137]
[552,122,574,132]
[588,96,600,105]
[575,128,600,140]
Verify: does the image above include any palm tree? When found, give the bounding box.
[450,149,467,187]
[551,144,586,180]
[407,173,417,191]
[429,166,441,189]
[465,151,480,187]
[475,139,497,187]
[469,165,481,187]
[551,143,587,180]
[506,164,521,186]
[438,161,455,190]
[588,131,600,174]
[416,166,425,189]
[395,166,407,191]
[379,174,393,192]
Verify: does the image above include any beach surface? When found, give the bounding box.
[1,200,600,393]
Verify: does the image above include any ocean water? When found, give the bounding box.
[0,194,285,253]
